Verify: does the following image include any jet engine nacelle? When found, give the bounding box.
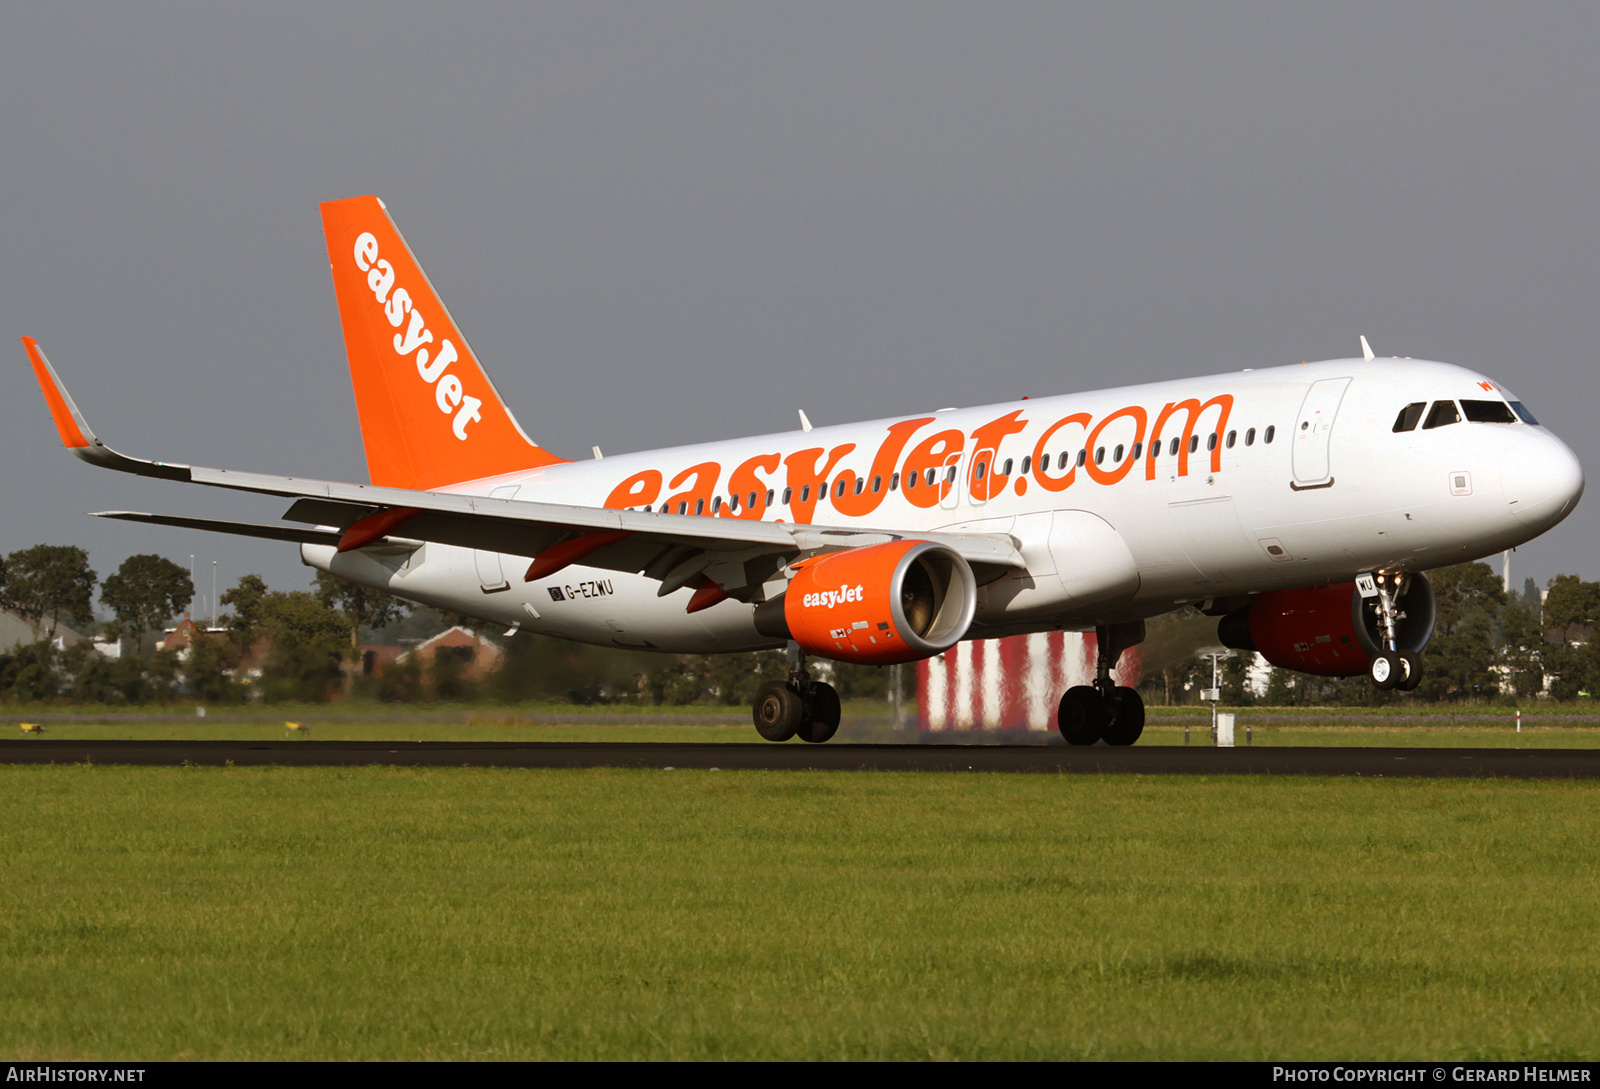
[1217,573,1436,677]
[755,539,977,664]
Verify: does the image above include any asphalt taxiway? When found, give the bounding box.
[2,740,1598,778]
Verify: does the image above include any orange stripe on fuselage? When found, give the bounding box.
[591,392,1241,524]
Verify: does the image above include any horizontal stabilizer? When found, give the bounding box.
[93,512,342,547]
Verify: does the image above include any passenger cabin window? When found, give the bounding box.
[782,487,793,505]
[1510,401,1540,425]
[1225,430,1236,448]
[1264,426,1276,443]
[1094,447,1105,465]
[1393,402,1426,432]
[1461,399,1517,424]
[1169,437,1180,456]
[889,473,899,491]
[1422,401,1461,429]
[1245,428,1256,446]
[1075,449,1087,468]
[872,475,882,493]
[1131,443,1142,460]
[1019,456,1031,475]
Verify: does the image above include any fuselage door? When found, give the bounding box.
[475,485,519,592]
[1291,377,1352,487]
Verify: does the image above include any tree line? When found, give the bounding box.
[0,544,905,706]
[0,546,1591,707]
[1144,561,1600,707]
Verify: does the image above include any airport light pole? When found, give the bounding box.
[1197,648,1234,745]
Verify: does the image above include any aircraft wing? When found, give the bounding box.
[26,339,1023,601]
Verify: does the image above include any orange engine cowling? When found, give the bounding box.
[756,540,977,664]
[1217,573,1436,677]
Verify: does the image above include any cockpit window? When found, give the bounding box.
[1461,399,1517,424]
[1422,400,1461,429]
[1510,401,1540,425]
[1392,402,1426,432]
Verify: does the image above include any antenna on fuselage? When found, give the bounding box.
[798,409,814,432]
[1360,335,1375,361]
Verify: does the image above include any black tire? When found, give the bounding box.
[1102,686,1145,746]
[797,681,841,743]
[753,681,801,742]
[1370,652,1401,691]
[1057,685,1106,746]
[1397,650,1422,692]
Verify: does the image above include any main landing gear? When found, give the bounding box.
[1057,622,1146,746]
[752,643,841,743]
[1367,572,1423,692]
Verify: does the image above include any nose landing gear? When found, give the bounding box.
[1367,572,1423,692]
[751,642,842,743]
[1057,622,1146,746]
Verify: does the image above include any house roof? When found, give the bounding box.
[0,609,87,651]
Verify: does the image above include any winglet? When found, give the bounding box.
[22,337,96,449]
[19,338,190,481]
[1360,335,1375,361]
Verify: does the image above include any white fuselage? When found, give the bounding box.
[305,357,1584,654]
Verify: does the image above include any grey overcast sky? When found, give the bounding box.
[1,3,1596,610]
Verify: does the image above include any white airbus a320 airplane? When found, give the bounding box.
[24,196,1585,744]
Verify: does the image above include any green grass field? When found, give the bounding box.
[2,765,1598,1060]
[2,703,1596,747]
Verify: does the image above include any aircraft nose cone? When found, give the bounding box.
[1502,433,1584,531]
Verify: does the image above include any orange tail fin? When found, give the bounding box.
[319,195,566,490]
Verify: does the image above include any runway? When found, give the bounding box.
[3,740,1600,778]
